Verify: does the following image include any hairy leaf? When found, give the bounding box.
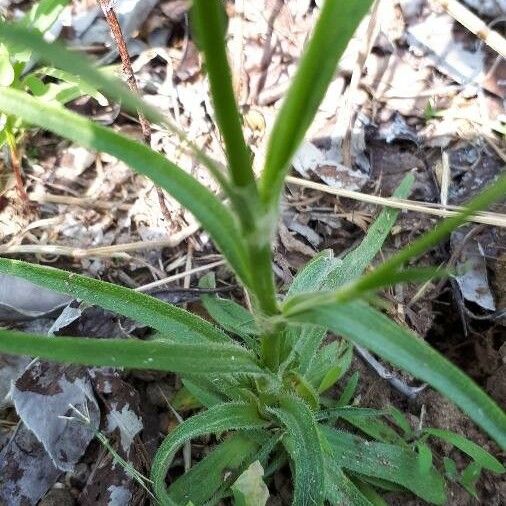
[324,460,373,506]
[424,428,505,473]
[151,402,267,504]
[169,434,259,505]
[286,175,413,375]
[320,425,446,504]
[191,0,255,189]
[0,258,229,343]
[267,396,324,506]
[289,302,506,449]
[0,329,263,375]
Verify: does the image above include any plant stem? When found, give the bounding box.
[261,332,282,372]
[5,125,29,204]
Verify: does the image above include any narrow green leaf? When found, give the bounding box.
[231,461,269,506]
[267,396,325,506]
[170,385,204,412]
[0,257,230,343]
[201,294,260,348]
[287,250,337,297]
[284,172,506,315]
[289,302,506,450]
[340,412,404,445]
[35,66,108,105]
[260,0,373,209]
[324,460,373,506]
[151,402,267,504]
[169,433,260,505]
[443,457,458,481]
[182,378,226,408]
[349,171,506,298]
[0,23,236,197]
[315,407,386,422]
[286,175,413,375]
[23,0,70,34]
[459,462,481,498]
[314,342,353,393]
[191,0,255,190]
[388,407,413,437]
[325,173,414,288]
[416,442,433,474]
[351,481,388,506]
[0,88,252,285]
[336,371,360,407]
[320,425,446,504]
[424,428,505,473]
[0,328,263,376]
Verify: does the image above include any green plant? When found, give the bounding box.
[0,1,504,504]
[0,0,106,198]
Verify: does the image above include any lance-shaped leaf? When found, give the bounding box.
[0,88,251,286]
[151,402,267,504]
[267,396,325,506]
[423,428,504,473]
[260,0,373,210]
[288,301,506,450]
[320,425,446,504]
[0,329,263,376]
[169,433,260,505]
[324,460,374,506]
[191,0,255,190]
[285,174,414,374]
[283,171,506,314]
[0,258,229,343]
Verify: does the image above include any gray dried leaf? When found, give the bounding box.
[279,222,315,257]
[407,13,485,90]
[107,484,133,506]
[106,403,143,455]
[313,163,368,191]
[0,355,29,408]
[0,423,61,506]
[292,142,325,178]
[80,371,145,505]
[0,275,72,320]
[377,113,419,144]
[452,230,496,311]
[12,362,100,471]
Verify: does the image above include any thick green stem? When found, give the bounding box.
[261,332,282,372]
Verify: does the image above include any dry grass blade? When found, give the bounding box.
[286,176,506,228]
[433,0,506,58]
[135,260,226,293]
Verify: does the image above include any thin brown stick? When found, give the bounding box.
[98,0,172,222]
[98,0,151,141]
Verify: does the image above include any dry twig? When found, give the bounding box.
[286,175,506,228]
[97,0,173,222]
